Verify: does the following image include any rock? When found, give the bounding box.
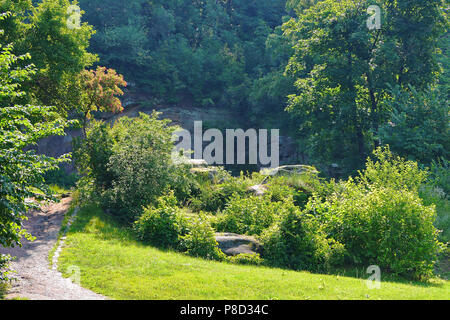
[260,165,318,177]
[187,159,208,167]
[247,184,268,197]
[215,233,261,256]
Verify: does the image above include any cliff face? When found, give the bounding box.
[37,90,302,173]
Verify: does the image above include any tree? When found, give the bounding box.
[0,13,70,248]
[379,85,449,164]
[284,0,447,173]
[0,0,97,113]
[76,66,127,136]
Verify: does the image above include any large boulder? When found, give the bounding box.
[215,233,261,256]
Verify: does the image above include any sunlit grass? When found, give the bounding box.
[57,205,450,300]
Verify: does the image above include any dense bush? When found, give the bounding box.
[179,214,225,261]
[305,148,445,279]
[359,147,429,192]
[261,207,345,271]
[420,185,450,244]
[215,195,292,236]
[227,253,263,266]
[311,185,443,279]
[189,174,253,214]
[134,193,187,248]
[265,178,313,208]
[75,113,189,222]
[428,159,450,195]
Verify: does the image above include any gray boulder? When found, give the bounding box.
[215,233,261,256]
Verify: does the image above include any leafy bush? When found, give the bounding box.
[134,193,187,248]
[75,113,185,222]
[44,167,79,188]
[428,158,450,195]
[304,149,445,279]
[359,146,428,193]
[189,175,252,214]
[227,253,263,266]
[73,121,117,192]
[265,183,295,203]
[420,185,450,244]
[215,195,293,236]
[0,254,12,282]
[312,184,443,279]
[180,214,225,261]
[261,207,345,272]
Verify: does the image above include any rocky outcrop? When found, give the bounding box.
[35,90,303,173]
[215,233,261,256]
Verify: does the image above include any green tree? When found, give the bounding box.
[0,15,70,248]
[379,85,449,163]
[0,0,97,113]
[284,0,447,173]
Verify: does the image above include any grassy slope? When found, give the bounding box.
[57,205,450,300]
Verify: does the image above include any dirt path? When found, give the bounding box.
[0,198,105,300]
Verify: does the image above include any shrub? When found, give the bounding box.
[265,183,295,203]
[134,193,187,248]
[359,146,428,193]
[310,182,444,279]
[189,175,251,214]
[180,214,225,261]
[215,194,295,236]
[73,121,117,192]
[0,254,12,282]
[227,253,264,266]
[261,208,345,271]
[428,158,450,195]
[420,185,450,244]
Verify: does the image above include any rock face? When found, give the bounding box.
[35,90,304,173]
[215,233,261,256]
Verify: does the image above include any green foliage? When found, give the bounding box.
[74,120,116,191]
[76,0,291,127]
[261,206,345,271]
[284,0,447,173]
[215,195,291,236]
[0,0,97,113]
[189,174,252,214]
[0,35,71,248]
[379,86,449,164]
[266,176,317,208]
[0,254,12,282]
[75,112,181,222]
[307,148,444,279]
[134,193,187,248]
[43,167,79,189]
[420,185,450,244]
[359,147,429,192]
[227,253,263,266]
[180,213,225,261]
[429,158,450,195]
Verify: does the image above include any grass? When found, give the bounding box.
[57,204,450,300]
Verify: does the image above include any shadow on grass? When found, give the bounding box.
[69,203,448,290]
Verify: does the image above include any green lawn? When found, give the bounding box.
[57,205,450,300]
